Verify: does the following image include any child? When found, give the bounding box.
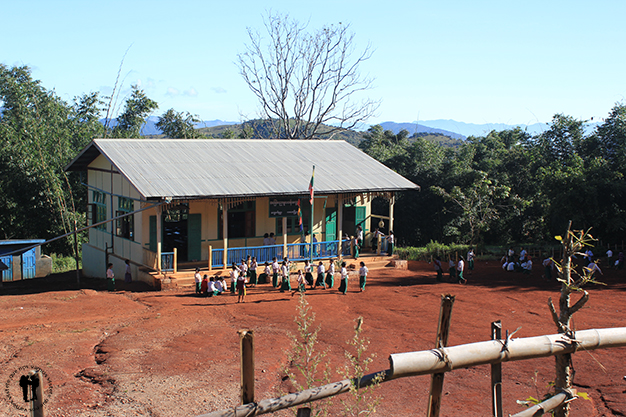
[208,277,220,297]
[448,257,456,281]
[326,258,335,289]
[194,267,202,294]
[249,257,258,287]
[434,256,443,282]
[124,259,132,283]
[280,260,291,292]
[466,248,475,275]
[457,255,466,284]
[259,261,270,285]
[230,263,239,294]
[521,257,533,274]
[387,231,395,255]
[359,261,368,292]
[585,260,603,279]
[240,259,248,283]
[106,263,115,291]
[237,267,247,303]
[272,257,280,288]
[542,257,554,280]
[200,274,209,295]
[292,270,306,297]
[304,260,314,288]
[215,276,225,293]
[338,261,349,294]
[316,261,326,289]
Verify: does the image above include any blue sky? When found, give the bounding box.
[3,0,626,127]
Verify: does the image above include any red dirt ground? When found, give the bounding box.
[1,259,625,417]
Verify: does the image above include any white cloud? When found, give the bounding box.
[211,87,227,94]
[166,87,180,96]
[183,88,198,97]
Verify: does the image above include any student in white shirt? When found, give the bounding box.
[359,261,368,291]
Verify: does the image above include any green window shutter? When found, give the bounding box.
[188,213,202,261]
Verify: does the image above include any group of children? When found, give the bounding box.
[194,256,370,302]
[433,250,472,284]
[501,247,533,274]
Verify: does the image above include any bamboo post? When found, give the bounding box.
[491,321,503,417]
[173,248,178,274]
[239,330,255,405]
[426,294,455,417]
[30,370,44,417]
[208,246,213,271]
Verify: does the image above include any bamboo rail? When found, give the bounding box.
[197,327,626,417]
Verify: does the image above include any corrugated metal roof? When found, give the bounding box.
[66,139,419,199]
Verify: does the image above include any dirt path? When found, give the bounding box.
[1,260,625,416]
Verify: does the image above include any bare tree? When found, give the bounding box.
[237,12,379,139]
[548,222,603,417]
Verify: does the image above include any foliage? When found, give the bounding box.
[111,85,158,138]
[394,242,469,261]
[51,253,81,273]
[237,12,378,139]
[339,317,383,417]
[283,292,331,416]
[548,224,602,417]
[156,108,202,138]
[0,65,100,253]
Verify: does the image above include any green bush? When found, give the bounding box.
[50,253,81,273]
[395,240,469,261]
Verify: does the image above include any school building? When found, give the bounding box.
[65,139,419,287]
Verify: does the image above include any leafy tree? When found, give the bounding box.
[111,85,158,138]
[0,65,102,254]
[156,108,202,138]
[431,172,513,245]
[237,12,379,139]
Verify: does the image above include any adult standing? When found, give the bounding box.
[606,247,613,268]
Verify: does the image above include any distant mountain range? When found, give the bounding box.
[101,117,598,139]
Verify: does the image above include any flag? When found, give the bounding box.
[308,166,315,205]
[297,199,303,232]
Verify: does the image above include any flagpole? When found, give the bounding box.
[310,166,315,265]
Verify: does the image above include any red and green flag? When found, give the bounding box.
[309,166,315,205]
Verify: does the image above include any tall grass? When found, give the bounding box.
[394,241,469,261]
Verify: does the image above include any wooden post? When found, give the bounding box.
[30,370,45,417]
[296,408,311,417]
[491,321,503,417]
[223,205,228,269]
[426,294,455,417]
[208,245,213,271]
[239,329,255,405]
[173,248,177,274]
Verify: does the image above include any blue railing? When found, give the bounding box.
[210,239,351,268]
[161,252,175,272]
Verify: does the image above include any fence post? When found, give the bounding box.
[173,248,177,274]
[426,294,455,417]
[30,369,44,417]
[491,321,503,417]
[239,330,255,405]
[296,407,311,417]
